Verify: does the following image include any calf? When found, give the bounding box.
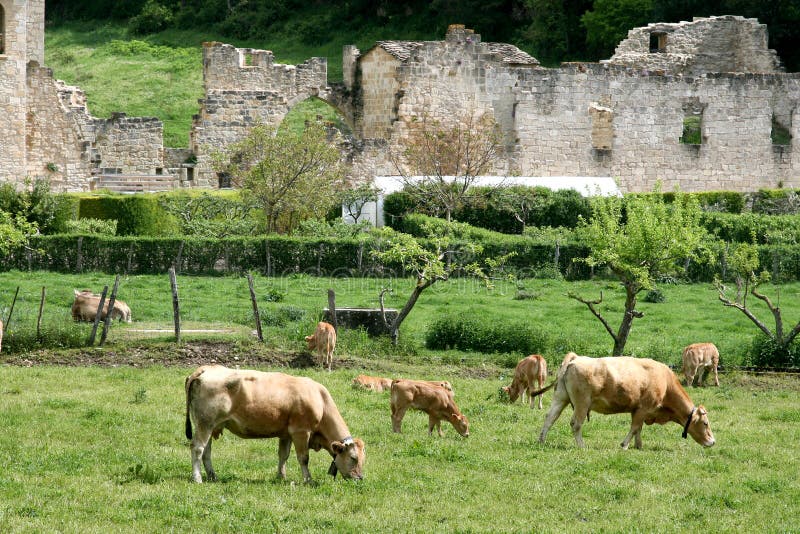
[537,352,715,449]
[185,365,365,483]
[305,321,336,371]
[502,354,547,409]
[390,379,469,437]
[682,342,720,387]
[71,289,132,323]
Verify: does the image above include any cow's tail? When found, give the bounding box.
[527,380,556,398]
[185,367,206,440]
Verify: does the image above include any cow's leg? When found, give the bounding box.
[290,431,313,483]
[190,428,213,483]
[537,379,545,409]
[428,415,443,436]
[277,437,292,479]
[698,366,707,387]
[391,404,407,433]
[570,403,590,448]
[538,396,569,443]
[712,364,719,386]
[621,411,646,450]
[326,351,332,372]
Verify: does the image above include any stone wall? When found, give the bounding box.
[93,113,165,175]
[0,0,29,187]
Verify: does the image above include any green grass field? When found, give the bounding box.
[0,365,798,532]
[2,270,793,367]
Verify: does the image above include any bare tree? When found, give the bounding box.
[390,110,504,222]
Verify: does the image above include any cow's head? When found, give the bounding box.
[684,405,715,447]
[305,334,317,350]
[330,437,365,480]
[501,383,521,403]
[449,413,470,437]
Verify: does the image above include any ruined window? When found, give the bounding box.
[771,115,792,146]
[680,100,705,145]
[589,102,614,151]
[649,33,667,53]
[0,5,5,55]
[186,167,194,181]
[217,172,232,189]
[155,167,163,175]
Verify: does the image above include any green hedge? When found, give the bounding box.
[78,195,178,236]
[425,313,551,355]
[700,212,800,244]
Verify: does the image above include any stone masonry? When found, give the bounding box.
[1,4,799,194]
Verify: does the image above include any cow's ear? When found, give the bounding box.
[331,441,345,454]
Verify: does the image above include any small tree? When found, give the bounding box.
[569,191,709,356]
[0,210,37,257]
[715,242,800,366]
[212,121,346,234]
[340,183,379,224]
[372,225,508,345]
[391,110,504,222]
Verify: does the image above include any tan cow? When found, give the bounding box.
[185,365,365,483]
[536,352,715,449]
[390,379,469,437]
[682,342,720,387]
[71,289,132,323]
[352,374,394,392]
[305,321,336,371]
[502,354,548,409]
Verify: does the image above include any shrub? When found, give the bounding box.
[425,313,550,354]
[129,1,174,35]
[747,336,799,368]
[260,305,307,327]
[64,218,118,236]
[643,289,665,303]
[79,195,177,236]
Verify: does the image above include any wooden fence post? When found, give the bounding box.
[99,275,120,347]
[5,286,20,330]
[327,289,337,333]
[36,286,46,341]
[88,286,108,346]
[169,267,181,343]
[246,273,263,342]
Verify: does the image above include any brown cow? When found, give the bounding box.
[390,379,469,437]
[682,342,720,387]
[185,365,365,483]
[305,321,336,371]
[502,354,548,409]
[352,374,394,392]
[71,289,132,323]
[536,352,715,449]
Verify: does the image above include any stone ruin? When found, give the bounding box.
[1,2,799,194]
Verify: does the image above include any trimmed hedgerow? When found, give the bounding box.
[425,313,550,354]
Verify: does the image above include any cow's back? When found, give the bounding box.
[561,356,672,414]
[683,343,719,368]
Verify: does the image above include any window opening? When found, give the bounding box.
[680,100,705,145]
[649,33,667,53]
[771,115,792,146]
[217,172,232,189]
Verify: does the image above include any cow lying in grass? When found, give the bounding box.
[71,289,132,323]
[536,352,715,449]
[185,365,366,483]
[352,374,394,392]
[390,379,469,437]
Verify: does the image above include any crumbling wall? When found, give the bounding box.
[0,0,30,186]
[93,113,166,175]
[607,16,783,75]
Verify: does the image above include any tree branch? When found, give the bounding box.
[568,291,618,342]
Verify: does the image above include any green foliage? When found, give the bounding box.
[260,304,307,327]
[0,318,86,353]
[212,122,345,234]
[701,212,800,244]
[78,195,177,236]
[157,191,258,237]
[0,178,76,234]
[748,335,799,368]
[0,211,38,257]
[680,115,702,144]
[771,117,792,145]
[294,218,373,239]
[425,313,550,354]
[129,1,174,35]
[751,189,800,215]
[643,288,665,303]
[64,218,118,236]
[582,0,654,59]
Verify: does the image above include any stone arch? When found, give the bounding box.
[281,95,355,137]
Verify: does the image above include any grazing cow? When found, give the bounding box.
[502,354,548,409]
[536,352,715,449]
[352,374,394,392]
[390,379,469,437]
[71,289,132,323]
[305,321,336,371]
[682,342,720,387]
[185,365,365,483]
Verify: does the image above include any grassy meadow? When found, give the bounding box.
[1,270,795,367]
[0,365,798,532]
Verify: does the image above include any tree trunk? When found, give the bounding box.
[390,281,431,345]
[612,283,642,356]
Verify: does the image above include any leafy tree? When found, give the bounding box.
[391,111,504,223]
[158,192,258,237]
[715,241,800,366]
[372,224,510,345]
[581,0,654,60]
[340,183,379,225]
[0,210,37,257]
[569,191,709,356]
[212,121,346,234]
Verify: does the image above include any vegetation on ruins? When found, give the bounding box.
[569,191,710,356]
[211,122,346,234]
[390,112,505,223]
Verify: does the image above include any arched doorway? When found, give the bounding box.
[279,96,353,137]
